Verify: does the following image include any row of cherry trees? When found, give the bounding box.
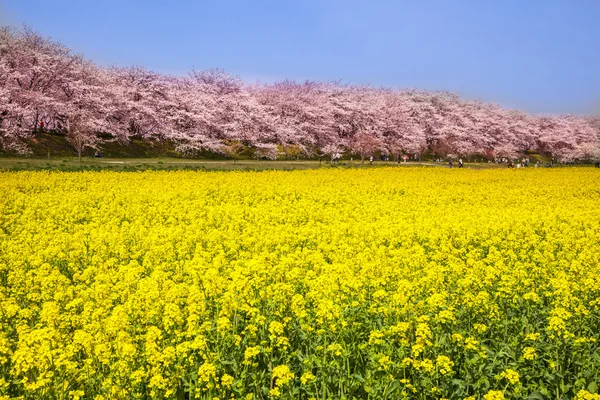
[1,27,599,161]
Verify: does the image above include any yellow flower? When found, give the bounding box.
[272,365,294,386]
[221,374,234,387]
[2,168,600,398]
[198,362,217,384]
[414,358,434,373]
[326,343,343,356]
[269,321,285,337]
[243,346,261,365]
[436,355,454,375]
[300,371,315,385]
[523,347,536,360]
[69,390,85,400]
[217,316,232,334]
[498,369,520,385]
[525,333,541,341]
[575,390,600,400]
[377,354,393,371]
[464,337,479,351]
[368,330,385,345]
[483,390,505,400]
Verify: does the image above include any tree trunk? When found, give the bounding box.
[78,149,82,163]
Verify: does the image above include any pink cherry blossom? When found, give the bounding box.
[1,27,598,161]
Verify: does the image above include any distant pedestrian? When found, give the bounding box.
[369,156,373,165]
[458,158,464,168]
[449,159,453,168]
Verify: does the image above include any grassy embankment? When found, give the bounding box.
[0,131,563,172]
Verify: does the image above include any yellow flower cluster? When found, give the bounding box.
[0,168,599,399]
[436,355,454,375]
[498,368,520,385]
[522,346,536,361]
[483,390,505,400]
[576,390,600,400]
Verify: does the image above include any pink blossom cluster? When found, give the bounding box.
[1,27,598,160]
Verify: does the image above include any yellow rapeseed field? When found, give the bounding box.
[1,168,600,400]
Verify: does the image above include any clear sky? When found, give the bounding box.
[1,0,599,115]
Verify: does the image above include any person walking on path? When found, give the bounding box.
[369,156,373,165]
[458,159,464,168]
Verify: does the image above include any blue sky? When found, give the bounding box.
[2,0,599,114]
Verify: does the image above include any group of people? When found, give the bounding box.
[368,154,412,164]
[350,155,599,168]
[448,159,464,168]
[500,157,552,168]
[507,157,530,168]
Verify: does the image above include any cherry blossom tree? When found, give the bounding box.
[105,66,175,142]
[2,27,599,162]
[65,113,100,161]
[0,26,78,151]
[0,27,125,155]
[253,142,279,160]
[319,143,345,163]
[348,132,382,163]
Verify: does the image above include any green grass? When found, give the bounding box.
[2,131,592,172]
[0,157,512,172]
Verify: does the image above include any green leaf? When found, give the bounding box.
[452,379,466,388]
[589,381,598,393]
[527,391,545,400]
